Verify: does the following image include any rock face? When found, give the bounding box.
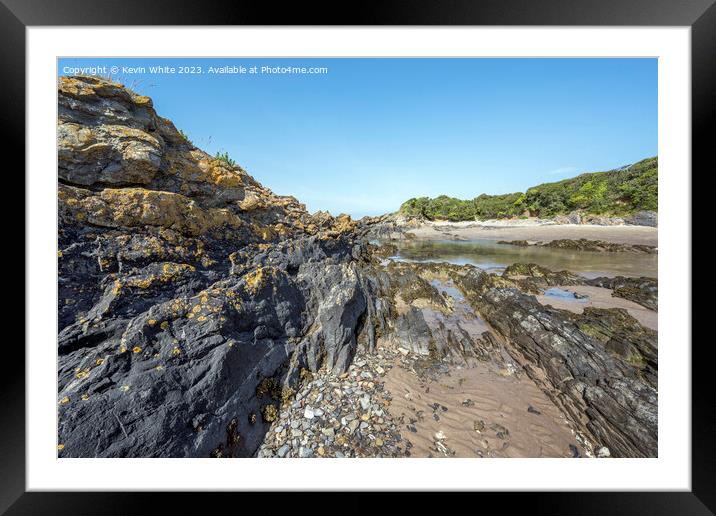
[550,210,658,227]
[586,276,659,311]
[57,76,375,458]
[625,210,658,227]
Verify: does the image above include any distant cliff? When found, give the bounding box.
[399,157,658,222]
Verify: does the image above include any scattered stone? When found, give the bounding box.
[596,446,611,458]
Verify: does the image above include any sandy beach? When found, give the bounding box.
[384,360,583,458]
[406,222,658,246]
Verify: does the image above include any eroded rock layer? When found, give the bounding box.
[57,76,372,458]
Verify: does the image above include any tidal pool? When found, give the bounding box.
[390,239,657,279]
[543,287,590,301]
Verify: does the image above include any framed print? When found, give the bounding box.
[5,0,712,512]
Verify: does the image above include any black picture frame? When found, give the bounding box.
[4,0,709,513]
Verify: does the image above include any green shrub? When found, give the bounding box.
[178,129,192,145]
[215,151,236,167]
[398,156,658,221]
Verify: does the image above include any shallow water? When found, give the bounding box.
[426,279,491,335]
[536,285,658,330]
[391,239,657,279]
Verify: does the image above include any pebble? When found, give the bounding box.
[596,446,611,458]
[255,350,407,459]
[360,395,371,410]
[277,444,290,458]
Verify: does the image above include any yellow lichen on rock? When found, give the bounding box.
[123,263,196,291]
[202,158,246,189]
[243,267,267,294]
[59,185,244,237]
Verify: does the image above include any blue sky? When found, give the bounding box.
[58,58,657,218]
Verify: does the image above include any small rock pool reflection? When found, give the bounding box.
[389,239,657,279]
[543,287,590,302]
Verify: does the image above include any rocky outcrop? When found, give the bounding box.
[625,210,658,227]
[498,239,657,254]
[57,76,377,458]
[550,210,658,228]
[500,263,658,311]
[586,276,659,311]
[501,263,587,293]
[358,213,415,242]
[450,268,657,457]
[551,211,624,226]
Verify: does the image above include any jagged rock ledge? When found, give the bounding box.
[497,238,657,254]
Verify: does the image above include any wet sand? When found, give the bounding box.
[536,285,657,330]
[407,223,658,246]
[384,361,583,458]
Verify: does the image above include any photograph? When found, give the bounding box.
[55,57,659,459]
